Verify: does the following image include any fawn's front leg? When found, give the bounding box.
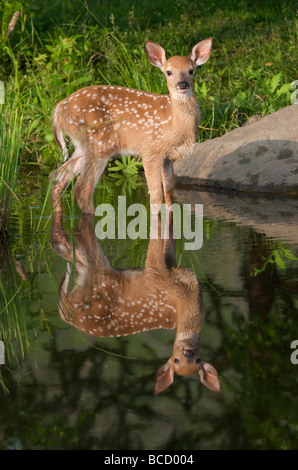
[162,159,175,208]
[142,158,164,214]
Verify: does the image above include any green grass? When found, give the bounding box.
[0,0,296,204]
[0,92,26,237]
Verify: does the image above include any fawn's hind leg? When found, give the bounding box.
[50,150,84,212]
[74,156,109,214]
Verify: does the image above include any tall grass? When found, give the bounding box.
[0,95,25,238]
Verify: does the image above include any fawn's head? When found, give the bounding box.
[146,38,212,98]
[154,274,220,394]
[155,344,220,395]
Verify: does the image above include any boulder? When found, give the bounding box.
[174,105,298,195]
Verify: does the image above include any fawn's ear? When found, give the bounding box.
[197,361,220,393]
[154,362,174,394]
[146,41,167,69]
[190,38,212,67]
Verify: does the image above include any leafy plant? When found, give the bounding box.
[252,243,298,276]
[247,70,293,114]
[107,156,143,194]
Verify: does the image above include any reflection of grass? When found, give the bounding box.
[0,246,30,392]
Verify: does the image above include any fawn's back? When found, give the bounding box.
[54,85,178,161]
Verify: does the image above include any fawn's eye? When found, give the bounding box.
[174,358,179,364]
[166,70,172,76]
[189,69,194,75]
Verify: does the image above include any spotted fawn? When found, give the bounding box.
[50,38,212,213]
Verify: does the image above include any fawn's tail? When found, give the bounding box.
[53,106,69,162]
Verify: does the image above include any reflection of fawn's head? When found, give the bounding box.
[153,267,220,394]
[51,212,220,394]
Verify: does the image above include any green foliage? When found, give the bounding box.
[252,242,298,276]
[0,90,26,233]
[107,156,143,194]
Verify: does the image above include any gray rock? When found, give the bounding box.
[174,105,298,195]
[241,115,262,127]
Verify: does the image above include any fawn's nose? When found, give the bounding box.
[177,81,189,91]
[182,347,195,358]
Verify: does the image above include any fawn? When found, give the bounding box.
[50,38,212,213]
[51,211,220,394]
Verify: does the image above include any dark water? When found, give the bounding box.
[1,174,298,450]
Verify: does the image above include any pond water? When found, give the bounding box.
[1,173,298,450]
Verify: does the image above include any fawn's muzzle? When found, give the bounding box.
[177,81,189,92]
[182,346,196,358]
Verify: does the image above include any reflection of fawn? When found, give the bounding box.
[50,38,212,213]
[51,212,220,394]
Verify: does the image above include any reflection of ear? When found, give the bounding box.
[154,362,174,394]
[197,362,220,393]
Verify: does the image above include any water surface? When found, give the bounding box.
[1,175,298,450]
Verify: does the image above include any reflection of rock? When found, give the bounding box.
[174,105,298,194]
[51,212,220,394]
[175,188,298,244]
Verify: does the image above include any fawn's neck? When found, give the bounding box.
[175,311,204,342]
[168,268,205,340]
[169,91,201,129]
